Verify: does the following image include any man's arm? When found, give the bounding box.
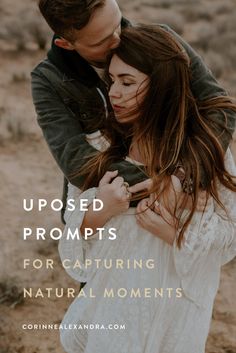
[31,66,146,188]
[161,24,236,151]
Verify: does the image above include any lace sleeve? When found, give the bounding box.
[173,148,236,307]
[58,187,112,283]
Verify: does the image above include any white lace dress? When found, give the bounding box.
[58,132,236,353]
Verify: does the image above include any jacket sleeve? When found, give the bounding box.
[162,24,235,151]
[31,67,147,188]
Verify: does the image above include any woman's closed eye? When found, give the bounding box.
[109,80,135,87]
[123,82,135,87]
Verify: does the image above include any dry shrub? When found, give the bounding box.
[0,280,24,308]
[180,4,214,22]
[225,75,236,98]
[214,2,233,16]
[181,2,232,23]
[4,21,27,51]
[224,10,236,33]
[209,32,236,69]
[1,9,51,51]
[26,16,52,50]
[204,51,226,79]
[210,10,236,71]
[210,32,235,53]
[226,45,236,70]
[215,16,229,35]
[11,72,28,83]
[142,0,196,8]
[0,108,29,142]
[189,22,218,51]
[155,11,185,35]
[0,107,11,142]
[216,11,236,34]
[0,26,8,41]
[6,116,25,141]
[139,7,185,35]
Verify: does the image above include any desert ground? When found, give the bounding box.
[0,0,236,352]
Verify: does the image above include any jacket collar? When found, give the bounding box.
[47,17,131,88]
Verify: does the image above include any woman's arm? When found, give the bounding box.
[135,149,236,252]
[59,171,130,283]
[135,197,177,246]
[133,175,211,246]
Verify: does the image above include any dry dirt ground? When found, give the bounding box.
[1,0,236,352]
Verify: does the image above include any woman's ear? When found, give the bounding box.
[54,37,75,51]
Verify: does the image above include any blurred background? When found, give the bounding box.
[0,0,235,352]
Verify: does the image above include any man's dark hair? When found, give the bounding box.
[38,0,105,41]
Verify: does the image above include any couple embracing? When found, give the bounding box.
[32,1,236,352]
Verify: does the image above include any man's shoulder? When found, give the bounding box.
[31,57,63,78]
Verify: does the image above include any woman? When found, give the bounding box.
[59,25,236,353]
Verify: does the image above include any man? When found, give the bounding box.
[31,0,235,220]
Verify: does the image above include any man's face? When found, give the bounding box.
[56,0,122,67]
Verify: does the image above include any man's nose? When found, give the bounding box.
[109,31,121,50]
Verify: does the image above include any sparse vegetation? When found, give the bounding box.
[27,16,52,50]
[0,280,24,308]
[4,22,27,51]
[154,12,185,34]
[1,10,51,51]
[190,22,218,51]
[205,50,227,79]
[11,72,28,83]
[180,4,214,22]
[0,109,31,143]
[6,115,25,141]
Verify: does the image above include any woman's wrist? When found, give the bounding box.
[80,204,112,236]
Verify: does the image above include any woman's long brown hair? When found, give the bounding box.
[73,24,236,247]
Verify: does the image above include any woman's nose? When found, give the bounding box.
[109,82,122,99]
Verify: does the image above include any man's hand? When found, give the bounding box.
[128,177,212,212]
[128,179,153,194]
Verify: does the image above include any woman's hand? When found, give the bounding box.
[136,198,177,246]
[96,170,131,218]
[80,170,131,236]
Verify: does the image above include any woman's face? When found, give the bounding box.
[108,54,149,123]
